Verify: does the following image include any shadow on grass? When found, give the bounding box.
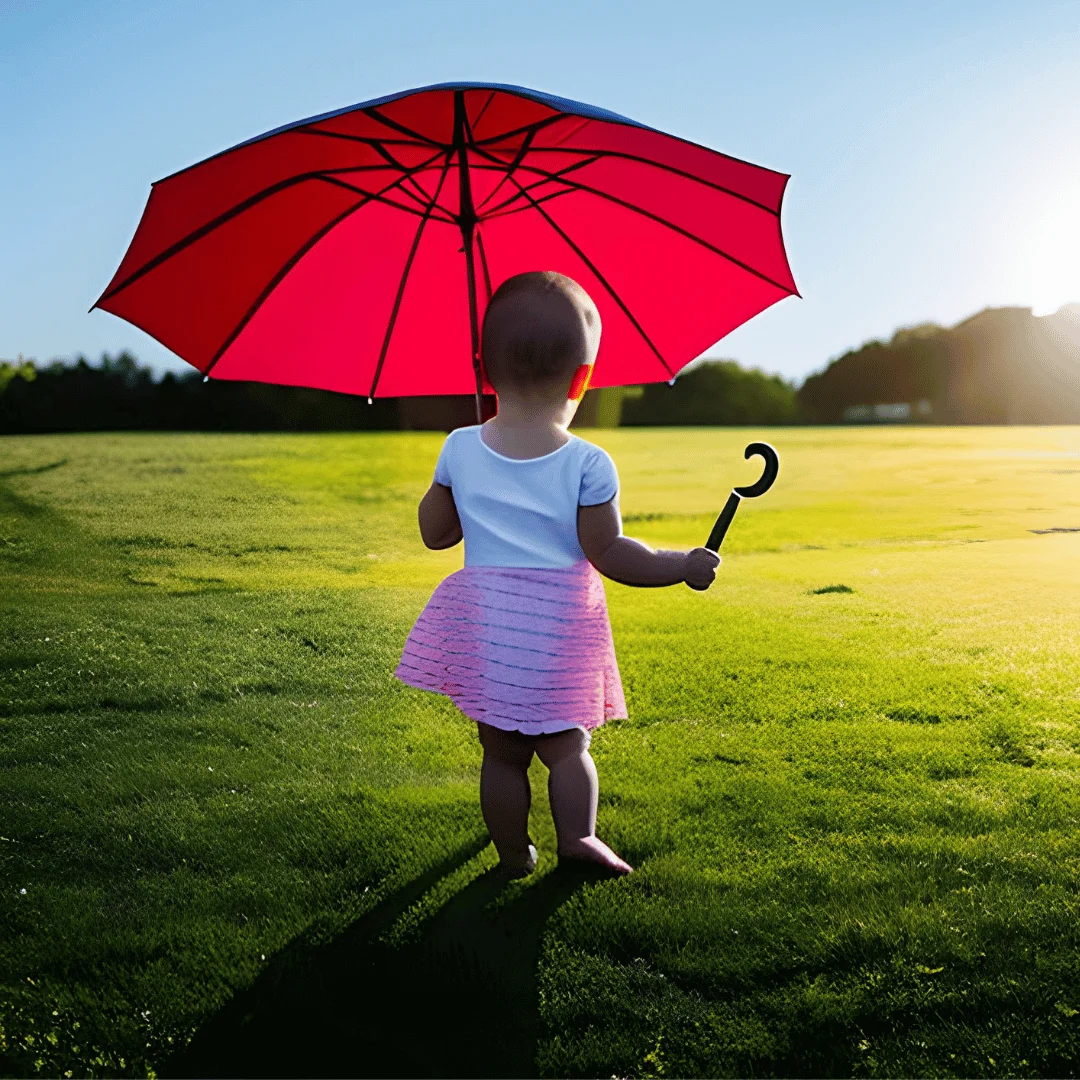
[165,850,609,1079]
[0,457,69,479]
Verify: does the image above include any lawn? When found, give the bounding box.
[2,425,1080,1078]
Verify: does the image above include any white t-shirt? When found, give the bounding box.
[433,425,620,568]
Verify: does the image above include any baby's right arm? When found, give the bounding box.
[418,483,462,550]
[578,499,719,590]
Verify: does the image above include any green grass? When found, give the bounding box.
[2,426,1080,1078]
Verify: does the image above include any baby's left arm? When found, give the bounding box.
[579,498,719,590]
[418,483,462,550]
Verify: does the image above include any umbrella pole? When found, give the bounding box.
[464,237,483,424]
[453,89,485,426]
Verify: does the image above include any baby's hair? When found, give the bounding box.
[481,271,600,389]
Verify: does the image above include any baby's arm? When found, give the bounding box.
[418,483,463,549]
[578,498,719,590]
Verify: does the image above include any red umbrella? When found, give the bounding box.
[95,83,797,419]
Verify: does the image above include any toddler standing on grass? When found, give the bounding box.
[396,272,720,876]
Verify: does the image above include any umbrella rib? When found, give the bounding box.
[300,129,453,212]
[358,138,440,210]
[472,112,570,148]
[479,187,576,220]
[314,172,421,213]
[321,162,441,181]
[501,172,674,377]
[471,90,497,130]
[97,173,327,303]
[200,205,361,378]
[200,163,449,377]
[511,145,778,214]
[545,116,591,148]
[367,157,453,400]
[477,106,786,184]
[96,153,444,305]
[315,173,455,224]
[472,149,793,294]
[473,129,537,213]
[309,161,416,172]
[476,155,601,216]
[403,171,446,214]
[474,227,493,301]
[295,127,432,150]
[363,106,448,148]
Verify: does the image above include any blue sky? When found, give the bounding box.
[3,0,1079,382]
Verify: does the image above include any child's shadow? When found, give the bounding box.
[165,848,609,1079]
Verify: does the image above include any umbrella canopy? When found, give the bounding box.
[95,82,797,412]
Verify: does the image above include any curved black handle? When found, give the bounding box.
[733,442,779,499]
[704,442,781,551]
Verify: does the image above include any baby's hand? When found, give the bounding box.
[684,547,721,591]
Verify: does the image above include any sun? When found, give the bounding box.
[1026,190,1080,317]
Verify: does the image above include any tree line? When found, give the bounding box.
[0,352,802,432]
[5,304,1077,432]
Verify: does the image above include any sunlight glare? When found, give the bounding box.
[1026,191,1080,317]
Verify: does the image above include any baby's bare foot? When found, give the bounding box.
[558,836,633,874]
[500,843,538,879]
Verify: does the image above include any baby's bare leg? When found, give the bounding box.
[477,723,538,875]
[535,728,632,874]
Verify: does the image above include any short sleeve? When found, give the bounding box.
[433,431,455,486]
[578,444,619,506]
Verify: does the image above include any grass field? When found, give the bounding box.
[2,425,1080,1078]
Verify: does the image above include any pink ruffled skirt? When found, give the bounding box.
[395,560,627,735]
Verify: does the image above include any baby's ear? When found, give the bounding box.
[568,364,593,402]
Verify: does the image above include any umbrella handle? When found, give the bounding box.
[734,442,779,498]
[704,442,780,551]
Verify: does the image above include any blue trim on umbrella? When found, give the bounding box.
[226,82,652,154]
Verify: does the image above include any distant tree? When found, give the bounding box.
[797,325,950,423]
[796,306,1080,425]
[620,360,802,426]
[0,356,36,395]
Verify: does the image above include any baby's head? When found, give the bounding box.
[482,271,601,403]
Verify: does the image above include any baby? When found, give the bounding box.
[396,271,720,876]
